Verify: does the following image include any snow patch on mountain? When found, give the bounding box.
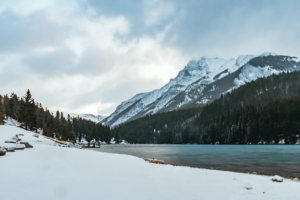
[234,64,281,86]
[104,92,148,124]
[236,55,256,67]
[291,57,300,63]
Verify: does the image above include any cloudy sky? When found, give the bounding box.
[0,0,299,116]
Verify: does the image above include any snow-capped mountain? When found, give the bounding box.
[78,114,107,123]
[58,112,107,123]
[103,53,300,127]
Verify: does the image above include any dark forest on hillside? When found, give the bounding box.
[116,71,300,144]
[0,90,112,144]
[191,70,300,144]
[113,108,201,144]
[195,97,300,144]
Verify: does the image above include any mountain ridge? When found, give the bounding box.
[102,53,300,127]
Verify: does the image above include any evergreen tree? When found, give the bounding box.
[36,103,45,128]
[3,94,9,117]
[115,131,120,144]
[54,110,60,133]
[0,101,4,125]
[19,89,36,129]
[7,93,19,119]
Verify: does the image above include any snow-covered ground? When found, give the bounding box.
[1,124,299,200]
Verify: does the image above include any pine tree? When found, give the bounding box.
[7,93,19,119]
[104,126,112,144]
[54,110,60,133]
[0,101,4,125]
[43,117,54,137]
[36,103,45,128]
[43,124,49,136]
[19,90,36,130]
[115,131,120,144]
[3,94,9,117]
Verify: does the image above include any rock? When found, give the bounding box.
[271,175,284,182]
[293,177,299,181]
[20,142,33,148]
[252,172,258,174]
[5,140,16,143]
[0,146,7,156]
[24,143,33,148]
[4,147,15,152]
[15,144,26,150]
[11,135,21,142]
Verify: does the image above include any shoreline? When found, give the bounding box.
[170,164,297,180]
[78,146,299,180]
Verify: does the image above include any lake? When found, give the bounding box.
[85,144,300,177]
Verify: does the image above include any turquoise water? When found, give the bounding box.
[89,144,300,177]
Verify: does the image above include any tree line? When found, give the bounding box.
[196,97,300,144]
[0,90,113,144]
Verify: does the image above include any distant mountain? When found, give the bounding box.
[58,112,107,123]
[102,53,300,127]
[78,114,107,123]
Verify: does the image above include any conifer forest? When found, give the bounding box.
[0,90,112,144]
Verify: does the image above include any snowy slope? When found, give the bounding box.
[1,124,299,200]
[104,53,300,127]
[176,54,300,109]
[101,92,148,125]
[105,57,228,126]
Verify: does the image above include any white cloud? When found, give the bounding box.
[0,0,187,115]
[2,0,299,116]
[144,0,176,26]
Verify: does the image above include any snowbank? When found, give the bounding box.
[1,124,299,200]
